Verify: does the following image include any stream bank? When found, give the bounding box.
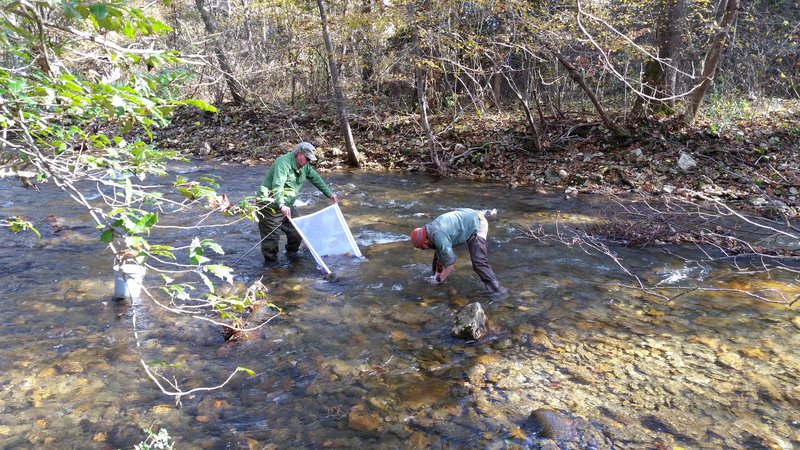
[152,103,800,221]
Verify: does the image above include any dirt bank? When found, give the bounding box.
[153,104,800,220]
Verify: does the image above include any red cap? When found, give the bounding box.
[410,227,427,248]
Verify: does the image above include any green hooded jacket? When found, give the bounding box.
[257,150,333,209]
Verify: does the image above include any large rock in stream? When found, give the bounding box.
[451,302,488,340]
[526,408,612,449]
[528,408,575,440]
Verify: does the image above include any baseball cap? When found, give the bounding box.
[296,142,317,162]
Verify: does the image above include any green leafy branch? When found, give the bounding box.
[1,216,41,238]
[1,1,280,403]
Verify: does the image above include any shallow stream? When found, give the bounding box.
[1,161,798,449]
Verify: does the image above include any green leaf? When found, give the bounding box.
[164,284,190,301]
[89,4,109,20]
[205,264,233,284]
[100,229,114,243]
[8,78,25,94]
[198,271,214,293]
[177,187,195,199]
[189,237,210,265]
[61,2,83,19]
[130,212,157,234]
[121,24,135,39]
[202,239,224,255]
[183,99,217,112]
[111,95,127,110]
[124,235,149,251]
[4,217,40,238]
[62,80,84,93]
[192,254,210,265]
[148,245,175,259]
[236,367,255,376]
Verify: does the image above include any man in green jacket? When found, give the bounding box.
[410,208,507,295]
[256,142,338,263]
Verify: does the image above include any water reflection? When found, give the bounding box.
[0,163,798,449]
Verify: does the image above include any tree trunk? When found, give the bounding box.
[490,73,503,112]
[316,0,363,167]
[195,0,245,105]
[531,68,546,124]
[631,0,685,117]
[631,61,665,117]
[359,0,376,87]
[501,71,542,152]
[664,0,685,107]
[409,2,443,173]
[543,41,627,137]
[239,0,256,57]
[684,0,740,124]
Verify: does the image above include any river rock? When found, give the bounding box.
[465,364,486,386]
[647,409,711,442]
[58,360,84,374]
[107,424,148,449]
[687,334,720,349]
[544,168,562,185]
[347,404,381,433]
[746,373,784,402]
[407,431,437,448]
[787,385,800,405]
[527,327,554,350]
[627,147,644,162]
[717,350,744,370]
[528,408,575,440]
[451,302,488,340]
[390,309,432,326]
[739,347,768,360]
[36,367,56,379]
[149,404,174,415]
[678,152,697,172]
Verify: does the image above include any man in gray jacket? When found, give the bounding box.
[410,208,506,295]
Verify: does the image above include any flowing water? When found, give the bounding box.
[1,160,798,449]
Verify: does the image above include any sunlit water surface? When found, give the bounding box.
[0,161,798,449]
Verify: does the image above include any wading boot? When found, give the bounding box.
[487,280,509,298]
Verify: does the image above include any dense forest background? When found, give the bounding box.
[3,0,799,173]
[167,0,799,116]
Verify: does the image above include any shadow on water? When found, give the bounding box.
[0,162,798,449]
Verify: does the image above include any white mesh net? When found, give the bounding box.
[289,203,362,274]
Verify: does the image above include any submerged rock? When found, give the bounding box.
[390,309,432,326]
[347,404,381,433]
[528,408,575,440]
[451,302,488,340]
